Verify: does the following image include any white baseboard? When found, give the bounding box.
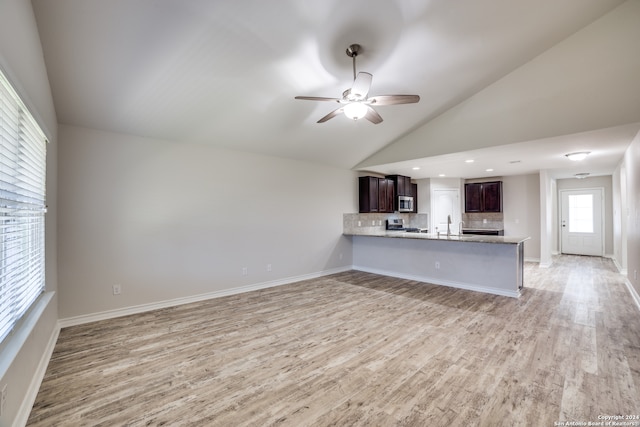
[15,320,60,427]
[624,278,640,313]
[59,266,352,328]
[610,257,627,275]
[524,257,540,263]
[353,265,520,298]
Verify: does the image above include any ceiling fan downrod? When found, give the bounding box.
[346,44,360,81]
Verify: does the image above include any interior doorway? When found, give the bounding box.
[560,188,604,256]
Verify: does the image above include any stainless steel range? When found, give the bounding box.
[386,219,427,233]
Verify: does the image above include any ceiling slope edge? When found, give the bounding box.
[354,0,640,170]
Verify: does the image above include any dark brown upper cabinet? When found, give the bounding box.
[465,181,502,212]
[385,175,412,196]
[359,176,395,213]
[411,183,418,213]
[378,178,395,213]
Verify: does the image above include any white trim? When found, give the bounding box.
[353,265,520,298]
[624,278,640,313]
[59,266,351,328]
[608,255,627,275]
[558,187,605,257]
[14,323,60,427]
[524,257,540,263]
[0,293,54,380]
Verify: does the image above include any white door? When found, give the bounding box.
[560,188,603,256]
[432,189,461,235]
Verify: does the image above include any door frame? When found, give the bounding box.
[558,187,605,256]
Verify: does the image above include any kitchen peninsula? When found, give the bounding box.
[344,228,529,298]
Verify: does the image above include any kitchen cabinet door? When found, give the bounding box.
[378,178,395,213]
[464,183,482,212]
[359,176,379,213]
[482,181,502,212]
[411,183,418,213]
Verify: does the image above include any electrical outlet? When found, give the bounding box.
[267,264,272,272]
[242,267,248,276]
[1,384,7,417]
[635,270,638,281]
[435,261,440,269]
[112,284,121,295]
[358,221,362,227]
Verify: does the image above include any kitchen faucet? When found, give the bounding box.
[447,215,452,236]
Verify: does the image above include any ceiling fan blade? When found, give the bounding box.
[295,96,341,102]
[350,72,373,99]
[317,107,344,123]
[364,106,383,124]
[368,95,420,105]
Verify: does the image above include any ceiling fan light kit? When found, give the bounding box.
[343,102,368,120]
[295,44,420,124]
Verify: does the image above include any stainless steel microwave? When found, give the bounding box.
[398,196,414,212]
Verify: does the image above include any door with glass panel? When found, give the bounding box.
[560,188,603,256]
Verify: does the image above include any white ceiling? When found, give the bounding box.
[32,0,639,178]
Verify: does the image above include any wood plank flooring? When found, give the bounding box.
[27,255,640,426]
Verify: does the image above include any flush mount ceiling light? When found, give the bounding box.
[412,167,420,170]
[565,152,590,161]
[574,173,590,179]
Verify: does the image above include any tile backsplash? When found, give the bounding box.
[462,212,504,230]
[343,213,429,234]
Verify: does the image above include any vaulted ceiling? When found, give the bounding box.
[32,0,640,178]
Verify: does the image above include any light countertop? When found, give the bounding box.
[344,229,530,245]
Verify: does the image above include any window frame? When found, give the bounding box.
[0,67,48,344]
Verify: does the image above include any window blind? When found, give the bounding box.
[0,69,47,343]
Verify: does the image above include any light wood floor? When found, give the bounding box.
[28,255,640,426]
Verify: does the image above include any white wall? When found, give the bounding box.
[57,125,356,320]
[556,175,614,256]
[0,1,59,425]
[622,133,640,297]
[613,161,628,273]
[502,174,541,261]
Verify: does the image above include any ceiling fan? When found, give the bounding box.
[295,44,420,124]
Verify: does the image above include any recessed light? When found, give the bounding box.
[438,174,446,177]
[412,167,420,170]
[486,168,494,172]
[565,152,590,161]
[465,159,474,163]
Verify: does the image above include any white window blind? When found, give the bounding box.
[0,69,47,343]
